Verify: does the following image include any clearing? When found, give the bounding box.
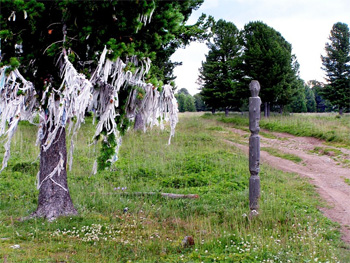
[224,125,350,243]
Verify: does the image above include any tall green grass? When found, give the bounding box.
[0,114,349,262]
[204,112,350,147]
[261,147,303,163]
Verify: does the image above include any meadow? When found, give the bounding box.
[204,112,350,148]
[0,113,349,262]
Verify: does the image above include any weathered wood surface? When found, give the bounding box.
[248,80,261,212]
[98,192,199,199]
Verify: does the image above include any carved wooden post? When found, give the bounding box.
[249,80,261,213]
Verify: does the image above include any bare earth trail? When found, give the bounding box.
[224,127,350,243]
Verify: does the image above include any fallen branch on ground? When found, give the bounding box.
[130,192,199,199]
[94,192,199,199]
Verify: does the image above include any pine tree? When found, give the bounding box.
[199,19,242,115]
[241,21,299,116]
[321,22,350,115]
[0,0,207,220]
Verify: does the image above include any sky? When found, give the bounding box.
[170,0,350,95]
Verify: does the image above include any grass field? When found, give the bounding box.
[204,112,350,148]
[0,113,349,262]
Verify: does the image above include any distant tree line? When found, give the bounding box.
[175,81,334,114]
[175,88,196,112]
[194,20,350,116]
[175,88,208,112]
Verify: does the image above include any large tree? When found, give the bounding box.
[241,21,299,116]
[199,19,242,116]
[0,0,207,220]
[321,22,350,115]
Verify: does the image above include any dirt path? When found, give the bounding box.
[226,127,350,243]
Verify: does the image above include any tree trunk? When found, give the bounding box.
[134,112,144,131]
[267,102,270,117]
[339,107,343,115]
[225,108,229,117]
[279,105,284,115]
[32,126,77,220]
[264,102,268,117]
[211,108,216,114]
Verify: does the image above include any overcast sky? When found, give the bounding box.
[170,0,350,95]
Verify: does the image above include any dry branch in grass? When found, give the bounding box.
[97,192,199,199]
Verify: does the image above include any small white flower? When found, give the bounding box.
[10,244,20,249]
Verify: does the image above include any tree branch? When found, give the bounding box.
[96,192,200,199]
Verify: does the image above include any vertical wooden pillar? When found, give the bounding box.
[249,80,261,213]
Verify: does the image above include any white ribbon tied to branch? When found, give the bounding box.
[0,67,37,171]
[0,45,178,179]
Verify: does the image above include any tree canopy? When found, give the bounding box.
[321,22,350,114]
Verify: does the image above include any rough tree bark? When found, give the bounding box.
[134,112,144,131]
[32,125,77,220]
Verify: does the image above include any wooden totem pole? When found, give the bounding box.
[249,80,261,213]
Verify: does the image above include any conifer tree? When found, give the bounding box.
[199,19,242,115]
[321,22,350,115]
[0,0,207,220]
[241,21,299,116]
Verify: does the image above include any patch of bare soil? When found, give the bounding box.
[226,127,350,243]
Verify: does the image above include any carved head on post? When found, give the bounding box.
[249,80,260,97]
